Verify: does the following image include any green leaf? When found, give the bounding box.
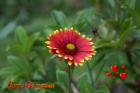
[135,0,140,16]
[125,0,136,9]
[14,26,29,54]
[106,0,115,8]
[76,8,97,30]
[45,58,57,82]
[96,86,110,93]
[52,10,67,27]
[95,39,117,49]
[71,19,85,30]
[78,73,96,93]
[15,26,28,46]
[0,56,38,89]
[78,73,88,89]
[119,25,133,48]
[28,33,39,51]
[91,47,114,69]
[7,56,32,78]
[77,8,96,21]
[56,70,68,88]
[14,26,37,54]
[130,42,140,63]
[135,0,140,25]
[1,55,37,79]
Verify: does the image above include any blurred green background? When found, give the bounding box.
[0,0,140,93]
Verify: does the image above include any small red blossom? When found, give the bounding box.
[110,65,118,72]
[121,65,126,69]
[120,73,127,79]
[45,28,96,66]
[106,72,112,77]
[106,65,128,79]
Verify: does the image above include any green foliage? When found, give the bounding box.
[52,10,68,28]
[13,26,38,54]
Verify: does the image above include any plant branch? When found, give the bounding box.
[68,65,80,93]
[68,65,72,93]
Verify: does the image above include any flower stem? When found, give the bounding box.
[68,65,72,93]
[86,62,94,87]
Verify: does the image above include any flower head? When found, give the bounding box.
[45,28,96,66]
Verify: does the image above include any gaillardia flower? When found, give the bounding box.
[45,28,96,66]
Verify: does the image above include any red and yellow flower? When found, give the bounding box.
[45,28,96,66]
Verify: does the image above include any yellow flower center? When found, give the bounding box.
[66,43,75,50]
